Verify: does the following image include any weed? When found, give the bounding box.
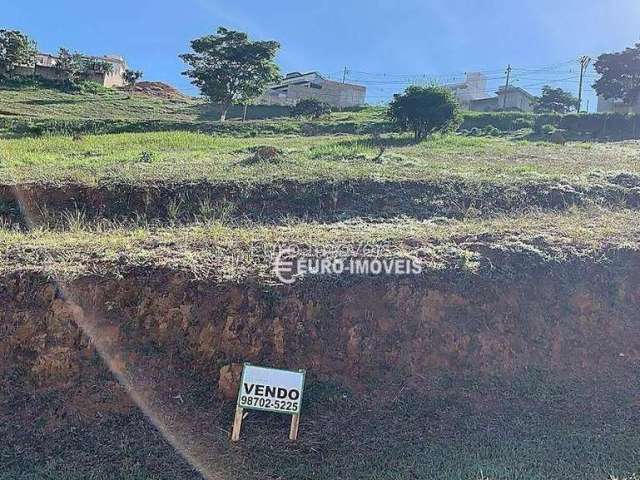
[139,150,154,163]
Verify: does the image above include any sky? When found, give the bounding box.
[3,0,640,110]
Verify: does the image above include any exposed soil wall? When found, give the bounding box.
[2,178,640,225]
[3,250,640,390]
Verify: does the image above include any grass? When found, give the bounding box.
[0,80,209,122]
[1,207,638,280]
[4,367,640,480]
[1,130,638,184]
[0,80,386,123]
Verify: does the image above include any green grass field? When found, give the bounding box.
[1,130,638,184]
[0,80,385,123]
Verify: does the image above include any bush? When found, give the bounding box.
[461,111,534,131]
[291,99,332,119]
[512,117,535,130]
[388,85,462,141]
[541,124,556,135]
[2,116,392,138]
[482,125,501,136]
[78,80,110,94]
[534,114,562,132]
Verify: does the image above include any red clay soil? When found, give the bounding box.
[121,81,188,99]
[2,249,639,390]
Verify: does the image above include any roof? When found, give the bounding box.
[269,71,365,91]
[34,52,126,68]
[497,86,534,99]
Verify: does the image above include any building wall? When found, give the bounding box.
[497,91,534,112]
[13,53,127,88]
[34,65,68,82]
[100,57,127,87]
[259,76,366,108]
[469,97,499,112]
[447,72,488,108]
[597,95,640,114]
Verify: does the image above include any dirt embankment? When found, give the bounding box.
[2,177,640,225]
[3,249,640,391]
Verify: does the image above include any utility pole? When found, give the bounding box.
[342,66,349,83]
[503,64,512,109]
[577,55,591,113]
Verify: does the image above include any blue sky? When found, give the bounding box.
[3,0,640,110]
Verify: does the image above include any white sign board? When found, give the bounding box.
[237,364,305,415]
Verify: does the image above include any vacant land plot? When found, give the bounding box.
[1,131,639,184]
[4,84,640,480]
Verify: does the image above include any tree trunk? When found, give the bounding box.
[220,104,229,122]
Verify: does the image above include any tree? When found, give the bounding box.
[0,29,37,80]
[388,85,462,141]
[594,43,640,105]
[53,48,84,85]
[291,98,331,119]
[180,27,280,121]
[81,58,114,76]
[123,69,143,87]
[532,86,578,114]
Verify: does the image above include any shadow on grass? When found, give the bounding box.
[4,367,640,480]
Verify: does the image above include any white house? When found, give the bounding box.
[258,72,366,108]
[443,71,535,112]
[468,86,535,113]
[444,72,488,108]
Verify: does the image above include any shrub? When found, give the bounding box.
[388,85,462,141]
[123,69,143,87]
[482,125,501,136]
[461,111,534,131]
[78,80,110,94]
[541,124,556,135]
[512,117,535,130]
[534,114,562,132]
[291,99,332,119]
[139,151,154,163]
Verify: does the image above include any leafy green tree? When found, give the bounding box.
[81,58,114,76]
[388,85,462,141]
[123,69,143,86]
[532,86,578,114]
[0,29,37,80]
[594,43,640,104]
[291,98,331,119]
[53,48,84,85]
[180,27,281,121]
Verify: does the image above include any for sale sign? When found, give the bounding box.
[237,364,305,415]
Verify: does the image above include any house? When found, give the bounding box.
[258,72,366,108]
[444,72,488,109]
[597,95,640,114]
[469,86,535,113]
[15,52,127,87]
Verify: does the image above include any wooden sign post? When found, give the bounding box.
[231,406,244,442]
[231,364,306,442]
